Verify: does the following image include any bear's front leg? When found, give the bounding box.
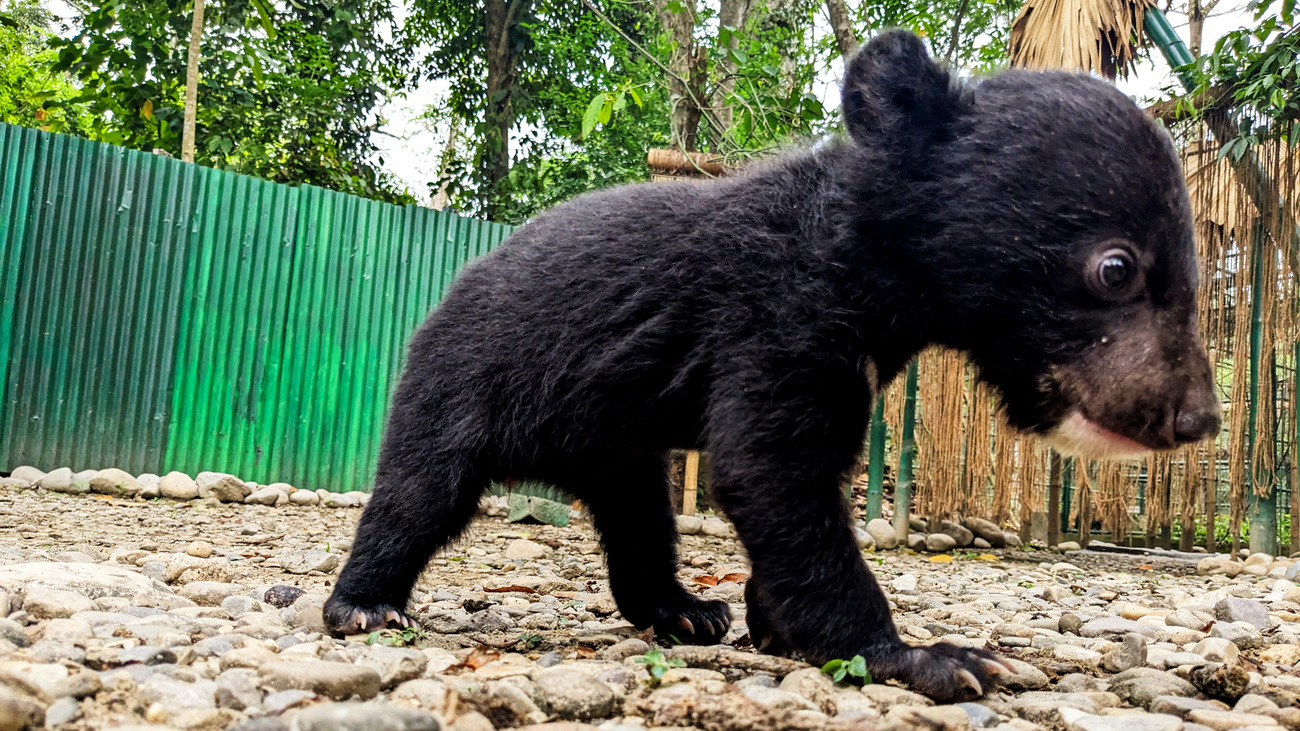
[707,382,1011,702]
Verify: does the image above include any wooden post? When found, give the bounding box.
[1180,448,1197,552]
[1078,466,1092,548]
[1206,448,1217,553]
[1047,451,1062,548]
[683,450,699,516]
[1159,467,1173,550]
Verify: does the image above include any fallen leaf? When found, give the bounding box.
[977,554,999,562]
[1137,564,1154,570]
[639,626,656,644]
[463,645,500,670]
[575,646,597,658]
[693,576,719,586]
[485,585,539,594]
[719,573,748,584]
[929,554,954,563]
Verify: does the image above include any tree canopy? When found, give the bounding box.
[4,0,1290,220]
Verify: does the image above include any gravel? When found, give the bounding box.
[8,472,1300,730]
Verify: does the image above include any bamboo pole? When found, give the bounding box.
[893,360,919,542]
[1248,224,1278,555]
[866,397,886,521]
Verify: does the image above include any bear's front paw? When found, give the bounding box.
[323,595,416,637]
[871,642,1014,702]
[649,595,732,645]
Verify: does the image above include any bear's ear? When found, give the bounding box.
[841,30,959,149]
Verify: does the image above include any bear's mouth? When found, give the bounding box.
[1044,411,1153,460]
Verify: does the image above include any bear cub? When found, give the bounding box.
[324,30,1220,702]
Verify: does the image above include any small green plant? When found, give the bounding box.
[519,633,544,650]
[954,551,979,560]
[634,648,685,685]
[1017,580,1034,588]
[365,626,426,647]
[821,655,872,685]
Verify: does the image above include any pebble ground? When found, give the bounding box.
[2,479,1300,731]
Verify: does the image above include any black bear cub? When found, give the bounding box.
[325,30,1220,701]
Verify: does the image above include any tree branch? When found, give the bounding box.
[945,0,971,65]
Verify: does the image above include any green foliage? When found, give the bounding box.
[1192,0,1299,149]
[45,0,414,202]
[365,626,427,647]
[634,648,686,685]
[410,0,666,222]
[852,0,1024,73]
[821,655,873,685]
[0,0,94,135]
[413,0,1025,223]
[1177,511,1293,548]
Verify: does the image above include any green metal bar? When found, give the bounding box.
[1248,223,1277,555]
[1294,340,1300,554]
[893,359,919,542]
[1143,9,1195,86]
[866,396,886,521]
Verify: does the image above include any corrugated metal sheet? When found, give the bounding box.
[0,123,513,491]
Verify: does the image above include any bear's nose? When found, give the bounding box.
[1174,404,1220,443]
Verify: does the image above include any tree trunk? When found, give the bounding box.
[713,0,752,140]
[483,0,529,220]
[655,0,703,151]
[945,0,972,64]
[182,0,205,163]
[825,0,858,60]
[431,115,460,211]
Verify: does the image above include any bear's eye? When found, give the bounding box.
[1087,246,1143,301]
[1099,253,1131,289]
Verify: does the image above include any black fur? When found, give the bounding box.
[325,30,1218,702]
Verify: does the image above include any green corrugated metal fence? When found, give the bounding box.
[0,123,513,492]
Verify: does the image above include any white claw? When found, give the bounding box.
[956,668,983,697]
[358,614,368,631]
[385,610,401,626]
[679,617,695,635]
[982,658,1012,676]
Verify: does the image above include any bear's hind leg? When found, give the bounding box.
[324,452,485,636]
[575,454,730,644]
